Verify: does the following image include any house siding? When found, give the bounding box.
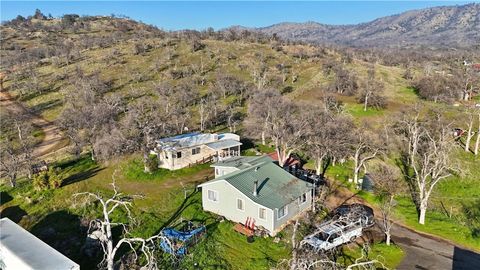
[201,181,275,234]
[159,144,216,170]
[213,166,239,178]
[273,190,312,233]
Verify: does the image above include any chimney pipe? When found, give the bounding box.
[253,180,258,196]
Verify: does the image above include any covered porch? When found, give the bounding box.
[206,139,242,161]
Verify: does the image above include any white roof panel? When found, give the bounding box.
[0,218,80,270]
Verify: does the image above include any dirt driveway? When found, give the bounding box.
[0,90,66,159]
[324,183,480,270]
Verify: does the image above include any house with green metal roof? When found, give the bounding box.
[198,156,313,236]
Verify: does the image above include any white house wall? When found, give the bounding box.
[201,181,275,234]
[159,144,216,170]
[273,191,312,233]
[213,166,239,178]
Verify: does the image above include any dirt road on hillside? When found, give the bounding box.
[0,90,66,159]
[324,183,480,270]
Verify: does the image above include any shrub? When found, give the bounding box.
[32,167,64,190]
[145,155,159,173]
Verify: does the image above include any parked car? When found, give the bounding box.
[301,216,365,251]
[301,203,375,252]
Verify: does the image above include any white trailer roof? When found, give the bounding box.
[0,218,80,270]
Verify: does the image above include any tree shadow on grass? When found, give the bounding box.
[0,191,13,205]
[30,210,100,269]
[30,98,62,114]
[159,189,202,230]
[61,167,104,187]
[0,205,27,223]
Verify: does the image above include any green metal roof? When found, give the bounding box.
[202,159,312,209]
[211,155,273,170]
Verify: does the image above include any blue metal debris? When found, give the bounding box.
[159,226,206,256]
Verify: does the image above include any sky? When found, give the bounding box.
[1,1,478,30]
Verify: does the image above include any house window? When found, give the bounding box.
[277,206,287,219]
[175,151,182,158]
[192,147,201,155]
[299,193,307,204]
[237,198,245,211]
[207,190,218,202]
[259,208,266,220]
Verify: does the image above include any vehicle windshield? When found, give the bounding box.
[317,232,338,243]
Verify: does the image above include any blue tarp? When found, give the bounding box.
[159,226,206,255]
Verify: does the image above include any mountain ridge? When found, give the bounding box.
[248,3,480,48]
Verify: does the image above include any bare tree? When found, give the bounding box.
[58,70,117,160]
[74,178,164,270]
[350,128,381,185]
[371,164,403,245]
[266,100,311,167]
[246,89,283,145]
[121,96,166,172]
[475,111,480,155]
[0,142,23,187]
[155,81,197,134]
[328,64,359,96]
[464,108,476,152]
[357,66,386,112]
[305,110,353,177]
[397,110,453,224]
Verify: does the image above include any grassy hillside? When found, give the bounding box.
[1,14,478,269]
[1,17,416,123]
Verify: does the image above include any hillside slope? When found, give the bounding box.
[257,3,480,48]
[0,15,413,123]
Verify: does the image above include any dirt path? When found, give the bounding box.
[0,90,66,160]
[323,182,480,270]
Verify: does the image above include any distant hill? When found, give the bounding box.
[255,3,480,48]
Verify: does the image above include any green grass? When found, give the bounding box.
[182,220,290,270]
[123,158,212,182]
[338,242,404,269]
[256,144,275,154]
[0,155,291,269]
[393,197,480,251]
[324,161,354,183]
[344,103,385,118]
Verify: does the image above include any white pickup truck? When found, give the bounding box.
[301,204,374,252]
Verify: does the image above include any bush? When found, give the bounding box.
[463,199,480,237]
[32,167,64,190]
[145,154,159,173]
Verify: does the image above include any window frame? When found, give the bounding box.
[277,205,288,220]
[175,151,182,159]
[237,198,245,211]
[207,189,219,203]
[258,207,267,220]
[299,193,307,205]
[192,147,201,155]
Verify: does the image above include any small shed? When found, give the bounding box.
[0,218,80,270]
